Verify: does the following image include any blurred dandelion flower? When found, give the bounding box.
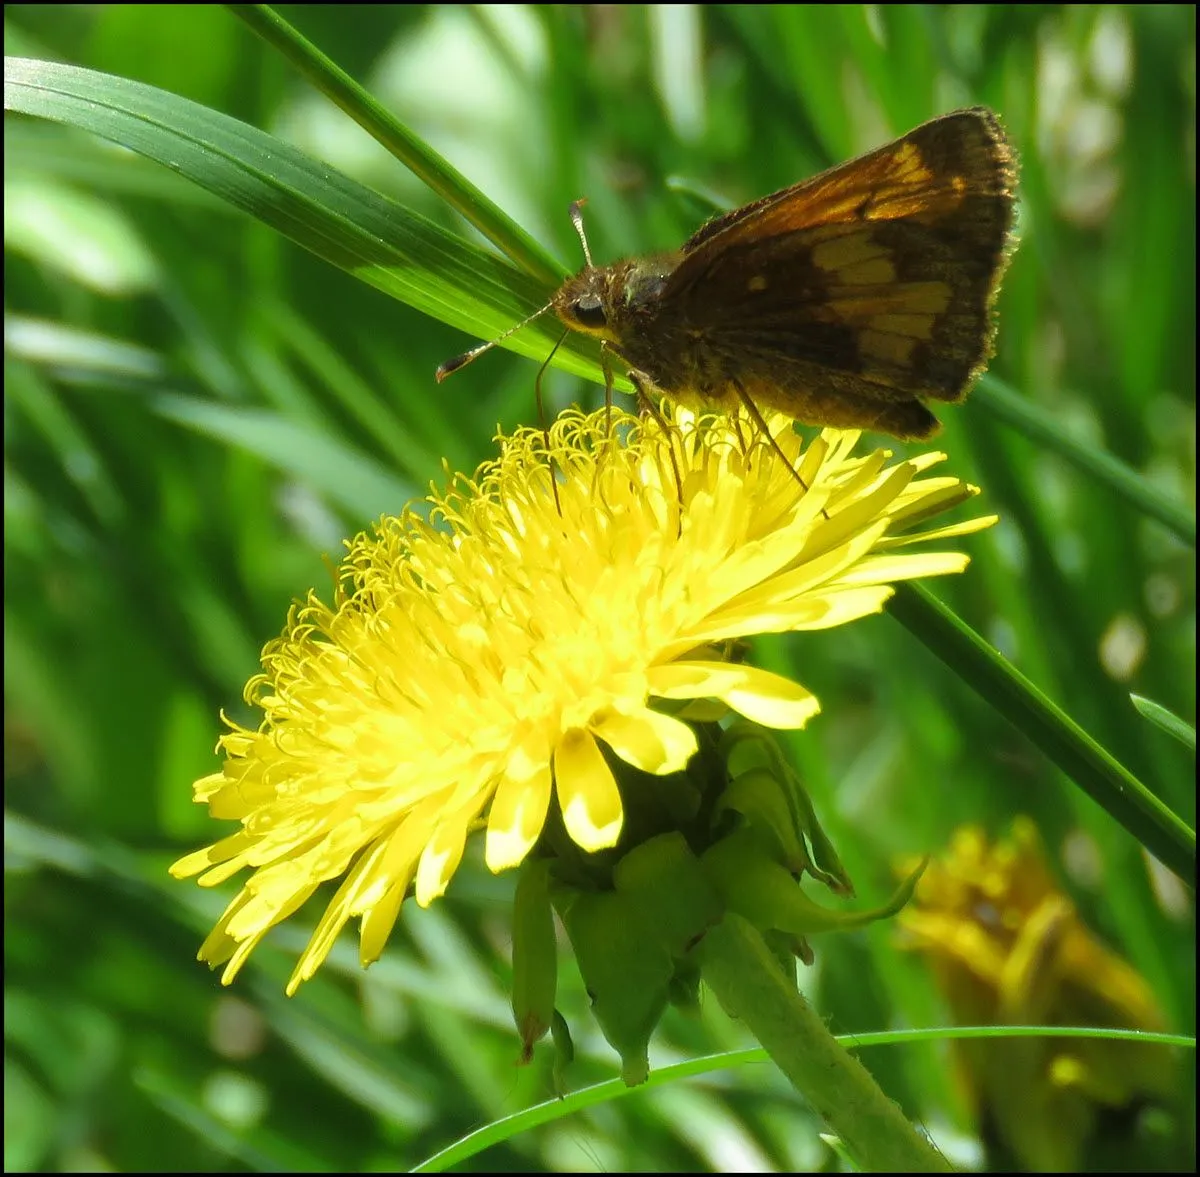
[172,405,993,993]
[897,819,1173,1170]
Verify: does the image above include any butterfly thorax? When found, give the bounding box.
[552,253,726,398]
[552,256,681,346]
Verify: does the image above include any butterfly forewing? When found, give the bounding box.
[645,108,1017,436]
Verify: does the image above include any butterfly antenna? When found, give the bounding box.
[436,297,556,382]
[536,330,570,519]
[568,198,595,267]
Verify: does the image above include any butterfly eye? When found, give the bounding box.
[570,294,607,328]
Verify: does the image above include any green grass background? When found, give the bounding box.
[4,5,1194,1171]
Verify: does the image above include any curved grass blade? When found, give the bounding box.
[3,56,608,386]
[411,1026,1195,1172]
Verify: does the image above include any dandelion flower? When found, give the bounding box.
[896,819,1172,1170]
[172,405,994,993]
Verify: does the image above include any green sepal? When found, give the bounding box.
[702,828,928,940]
[612,831,723,955]
[554,834,722,1084]
[782,769,854,897]
[761,927,800,988]
[550,1009,574,1097]
[667,955,703,1011]
[638,768,706,831]
[510,857,557,1062]
[720,721,853,895]
[716,767,812,874]
[669,697,733,723]
[558,888,673,1086]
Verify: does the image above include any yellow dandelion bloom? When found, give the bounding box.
[897,819,1172,1171]
[172,405,994,993]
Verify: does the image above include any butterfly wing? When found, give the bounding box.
[661,108,1017,417]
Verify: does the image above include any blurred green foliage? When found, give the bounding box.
[4,5,1194,1172]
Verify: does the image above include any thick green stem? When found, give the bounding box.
[699,914,952,1172]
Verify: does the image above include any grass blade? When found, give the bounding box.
[976,374,1195,545]
[3,56,603,382]
[1131,694,1197,753]
[888,584,1195,881]
[228,3,563,286]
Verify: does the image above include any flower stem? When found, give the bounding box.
[699,914,952,1172]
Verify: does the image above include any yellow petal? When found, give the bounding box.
[486,757,553,872]
[649,661,820,729]
[358,879,407,966]
[170,829,254,881]
[590,707,698,775]
[823,465,914,537]
[830,551,970,587]
[554,728,623,852]
[289,881,364,991]
[415,795,487,906]
[773,585,897,631]
[660,585,895,653]
[726,521,889,612]
[877,515,999,548]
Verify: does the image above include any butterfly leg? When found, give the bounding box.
[597,341,622,439]
[729,378,814,499]
[628,369,677,435]
[627,367,685,506]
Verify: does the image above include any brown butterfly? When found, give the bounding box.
[440,107,1018,442]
